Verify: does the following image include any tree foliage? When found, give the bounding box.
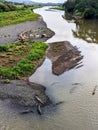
[63,0,98,19]
[0,1,17,12]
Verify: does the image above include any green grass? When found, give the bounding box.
[0,8,39,27]
[0,41,48,79]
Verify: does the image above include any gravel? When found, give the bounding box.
[0,17,54,45]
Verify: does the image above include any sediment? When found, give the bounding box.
[47,41,83,75]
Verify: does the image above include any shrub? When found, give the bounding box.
[0,45,9,51]
[83,8,95,19]
[6,4,17,11]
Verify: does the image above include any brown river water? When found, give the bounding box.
[1,7,98,130]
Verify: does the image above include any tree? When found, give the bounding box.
[63,0,98,19]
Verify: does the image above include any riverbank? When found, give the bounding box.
[0,16,54,114]
[0,40,83,112]
[0,17,54,44]
[0,11,83,114]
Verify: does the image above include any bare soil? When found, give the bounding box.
[0,44,32,68]
[47,41,83,75]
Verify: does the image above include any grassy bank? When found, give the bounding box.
[0,41,48,79]
[0,7,39,27]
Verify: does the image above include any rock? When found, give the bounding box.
[0,79,51,107]
[22,27,54,42]
[3,79,10,84]
[34,34,40,38]
[41,34,47,38]
[29,34,34,38]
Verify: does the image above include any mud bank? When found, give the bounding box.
[47,41,83,75]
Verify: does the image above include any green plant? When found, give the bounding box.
[0,7,39,27]
[63,0,98,19]
[0,41,48,79]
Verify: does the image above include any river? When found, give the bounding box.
[1,7,98,130]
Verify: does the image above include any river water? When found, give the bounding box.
[1,7,98,130]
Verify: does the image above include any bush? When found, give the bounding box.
[0,45,10,51]
[0,2,17,12]
[83,8,95,19]
[63,0,98,19]
[6,4,17,11]
[0,2,9,12]
[63,0,75,12]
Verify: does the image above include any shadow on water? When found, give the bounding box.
[73,19,98,43]
[64,13,98,44]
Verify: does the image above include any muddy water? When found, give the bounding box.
[1,7,98,130]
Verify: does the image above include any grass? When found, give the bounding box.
[0,41,48,79]
[0,7,39,27]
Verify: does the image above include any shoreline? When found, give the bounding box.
[0,16,54,45]
[0,14,83,114]
[0,17,55,114]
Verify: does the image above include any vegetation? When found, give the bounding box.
[0,41,48,79]
[0,0,21,12]
[0,2,17,12]
[0,0,41,27]
[63,0,98,19]
[0,7,39,27]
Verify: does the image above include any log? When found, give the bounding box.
[92,85,97,95]
[19,109,33,115]
[35,95,44,105]
[37,105,42,115]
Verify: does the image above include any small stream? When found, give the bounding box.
[1,7,98,130]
